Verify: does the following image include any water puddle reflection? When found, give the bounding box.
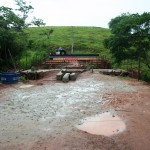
[76,112,126,136]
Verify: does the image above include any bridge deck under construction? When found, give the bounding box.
[46,54,100,63]
[41,54,111,69]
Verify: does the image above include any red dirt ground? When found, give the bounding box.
[0,70,150,150]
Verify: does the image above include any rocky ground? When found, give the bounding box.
[0,70,150,150]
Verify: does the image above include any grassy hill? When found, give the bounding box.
[19,26,111,68]
[18,26,150,82]
[26,26,110,52]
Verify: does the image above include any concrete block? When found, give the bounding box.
[70,73,77,81]
[56,71,64,80]
[62,73,70,83]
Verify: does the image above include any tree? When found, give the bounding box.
[0,6,26,69]
[104,12,150,79]
[15,0,33,21]
[15,0,45,27]
[32,17,46,27]
[0,0,46,71]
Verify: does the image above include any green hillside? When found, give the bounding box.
[18,26,150,82]
[26,26,110,52]
[20,26,111,68]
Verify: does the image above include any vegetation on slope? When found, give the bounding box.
[25,26,111,54]
[1,0,150,82]
[20,26,111,68]
[0,0,45,71]
[104,12,150,82]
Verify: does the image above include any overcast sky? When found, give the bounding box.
[0,0,150,28]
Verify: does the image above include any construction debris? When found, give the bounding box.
[93,69,129,76]
[62,73,70,83]
[56,69,80,82]
[70,73,77,81]
[20,69,59,80]
[56,71,64,80]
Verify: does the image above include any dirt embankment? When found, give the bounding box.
[0,71,150,150]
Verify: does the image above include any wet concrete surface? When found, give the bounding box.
[0,71,150,150]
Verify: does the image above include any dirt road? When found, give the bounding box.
[0,71,150,150]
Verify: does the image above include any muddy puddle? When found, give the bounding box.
[76,112,126,136]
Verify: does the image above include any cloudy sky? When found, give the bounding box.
[0,0,150,28]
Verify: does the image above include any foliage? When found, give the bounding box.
[0,6,26,70]
[15,0,33,20]
[19,49,47,69]
[104,12,150,79]
[0,0,45,71]
[14,0,45,27]
[31,17,46,27]
[19,75,26,81]
[15,26,111,69]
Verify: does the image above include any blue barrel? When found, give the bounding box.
[0,72,20,84]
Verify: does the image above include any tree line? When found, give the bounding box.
[0,0,45,71]
[104,12,150,80]
[1,1,150,81]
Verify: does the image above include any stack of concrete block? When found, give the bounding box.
[56,70,77,82]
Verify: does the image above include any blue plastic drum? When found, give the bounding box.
[0,72,20,84]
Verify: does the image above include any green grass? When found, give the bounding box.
[19,26,150,82]
[19,26,111,68]
[113,60,150,82]
[24,26,111,55]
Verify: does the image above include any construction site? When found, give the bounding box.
[1,1,150,149]
[0,50,150,150]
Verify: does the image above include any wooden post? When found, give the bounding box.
[26,50,27,70]
[138,57,141,80]
[8,49,16,71]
